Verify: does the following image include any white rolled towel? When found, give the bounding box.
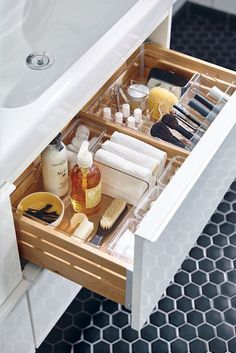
[111,131,167,176]
[101,140,160,177]
[94,149,152,184]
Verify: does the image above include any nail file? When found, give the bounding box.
[90,199,128,246]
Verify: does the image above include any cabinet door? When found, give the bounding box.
[132,93,236,329]
[25,264,80,348]
[0,182,22,306]
[0,294,34,353]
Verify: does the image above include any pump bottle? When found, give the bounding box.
[70,141,101,214]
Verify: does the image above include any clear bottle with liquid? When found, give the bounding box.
[70,141,101,214]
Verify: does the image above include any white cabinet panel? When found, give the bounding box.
[0,182,22,306]
[190,0,213,6]
[0,294,34,353]
[132,94,236,329]
[26,265,80,348]
[213,0,236,14]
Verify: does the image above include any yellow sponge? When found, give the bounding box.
[148,87,178,120]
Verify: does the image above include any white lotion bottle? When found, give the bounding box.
[41,133,69,197]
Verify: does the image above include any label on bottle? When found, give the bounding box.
[85,181,102,209]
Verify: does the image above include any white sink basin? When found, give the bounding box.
[0,0,175,185]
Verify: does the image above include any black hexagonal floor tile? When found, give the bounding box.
[210,270,225,284]
[152,339,169,353]
[209,338,227,353]
[192,271,207,285]
[141,325,157,342]
[198,323,215,341]
[112,312,129,328]
[84,299,101,314]
[197,234,211,247]
[187,310,204,326]
[190,339,207,353]
[206,309,222,326]
[64,326,81,344]
[194,296,211,312]
[177,297,192,312]
[189,247,204,260]
[113,340,129,353]
[169,311,185,327]
[132,339,149,353]
[93,312,109,328]
[56,312,73,329]
[179,324,196,341]
[94,341,110,353]
[213,234,228,246]
[102,300,118,314]
[160,324,177,341]
[74,312,91,329]
[53,341,71,353]
[66,299,82,315]
[228,337,236,353]
[74,342,91,353]
[182,258,197,272]
[221,282,236,297]
[224,308,236,325]
[184,283,200,298]
[46,327,63,344]
[103,326,119,343]
[158,297,174,313]
[216,323,235,340]
[166,283,182,298]
[227,270,236,283]
[174,271,189,285]
[37,341,52,353]
[84,326,100,343]
[171,339,188,353]
[122,326,139,342]
[202,283,218,298]
[150,311,166,326]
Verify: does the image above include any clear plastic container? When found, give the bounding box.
[157,156,185,188]
[62,119,106,170]
[108,218,139,263]
[133,186,163,221]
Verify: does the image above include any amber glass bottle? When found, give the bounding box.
[70,141,101,215]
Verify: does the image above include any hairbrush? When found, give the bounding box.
[90,199,128,246]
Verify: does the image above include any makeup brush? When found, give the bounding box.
[162,114,193,140]
[150,122,186,149]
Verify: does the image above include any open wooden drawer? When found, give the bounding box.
[11,44,236,330]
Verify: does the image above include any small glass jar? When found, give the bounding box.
[127,84,149,112]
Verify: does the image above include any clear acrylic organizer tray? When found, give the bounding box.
[108,185,164,263]
[157,156,185,188]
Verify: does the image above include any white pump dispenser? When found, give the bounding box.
[77,141,93,168]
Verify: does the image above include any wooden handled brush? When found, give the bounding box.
[90,199,128,246]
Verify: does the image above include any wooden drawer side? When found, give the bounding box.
[14,215,126,304]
